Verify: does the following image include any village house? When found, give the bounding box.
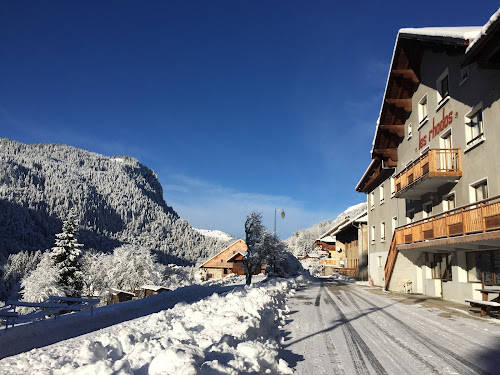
[108,288,135,304]
[356,9,500,304]
[331,211,368,280]
[199,239,265,280]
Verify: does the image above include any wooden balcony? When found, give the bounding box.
[394,149,462,199]
[395,195,500,247]
[385,195,500,289]
[320,259,336,266]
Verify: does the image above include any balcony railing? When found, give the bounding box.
[395,195,500,246]
[320,259,336,266]
[394,149,462,199]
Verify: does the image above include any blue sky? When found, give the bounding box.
[1,1,498,238]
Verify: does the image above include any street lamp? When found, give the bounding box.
[274,208,285,234]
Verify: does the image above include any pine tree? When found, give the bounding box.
[50,209,84,297]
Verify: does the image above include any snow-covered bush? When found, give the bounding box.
[272,251,304,277]
[21,253,65,303]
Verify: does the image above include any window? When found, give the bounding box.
[465,104,484,148]
[371,225,375,244]
[460,66,469,84]
[370,192,375,210]
[467,251,500,285]
[443,193,456,211]
[380,222,386,242]
[380,184,385,204]
[472,180,488,202]
[418,95,428,125]
[390,177,395,197]
[437,69,449,105]
[377,256,383,268]
[430,253,452,281]
[407,123,412,139]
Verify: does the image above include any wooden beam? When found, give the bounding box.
[385,98,412,112]
[373,148,398,160]
[391,69,419,83]
[385,158,398,167]
[379,124,405,137]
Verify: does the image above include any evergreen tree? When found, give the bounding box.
[50,209,83,297]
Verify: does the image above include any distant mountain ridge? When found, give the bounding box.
[0,138,233,264]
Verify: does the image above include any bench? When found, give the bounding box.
[465,299,500,317]
[1,296,100,330]
[48,296,100,316]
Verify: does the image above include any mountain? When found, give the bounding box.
[285,202,367,256]
[193,229,235,242]
[0,138,233,265]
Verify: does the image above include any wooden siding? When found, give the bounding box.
[201,240,247,269]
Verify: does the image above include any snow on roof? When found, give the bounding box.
[466,7,500,53]
[110,288,135,295]
[399,26,481,41]
[332,211,368,236]
[226,252,247,262]
[318,235,335,243]
[317,202,367,240]
[141,285,169,291]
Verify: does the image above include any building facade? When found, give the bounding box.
[356,10,500,303]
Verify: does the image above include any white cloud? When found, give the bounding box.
[161,174,335,239]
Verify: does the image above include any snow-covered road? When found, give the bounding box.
[281,277,500,375]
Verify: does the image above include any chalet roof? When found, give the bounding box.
[110,288,135,296]
[331,211,368,236]
[141,285,169,291]
[318,235,335,243]
[464,8,500,66]
[317,219,350,241]
[226,251,247,262]
[199,239,246,268]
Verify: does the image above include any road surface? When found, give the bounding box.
[280,277,500,375]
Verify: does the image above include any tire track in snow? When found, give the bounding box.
[349,288,490,375]
[315,284,346,375]
[342,290,440,375]
[321,282,388,375]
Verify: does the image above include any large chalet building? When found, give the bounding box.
[356,9,500,303]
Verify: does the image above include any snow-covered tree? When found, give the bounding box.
[243,212,287,285]
[1,250,42,300]
[243,212,266,285]
[50,209,83,297]
[21,253,65,303]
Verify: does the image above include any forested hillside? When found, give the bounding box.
[0,138,233,265]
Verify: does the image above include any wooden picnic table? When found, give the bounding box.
[476,287,500,301]
[465,287,500,317]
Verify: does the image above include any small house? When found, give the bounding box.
[109,288,135,304]
[200,239,265,280]
[140,285,170,298]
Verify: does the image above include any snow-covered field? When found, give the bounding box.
[0,276,307,374]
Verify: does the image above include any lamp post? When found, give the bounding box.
[274,208,285,234]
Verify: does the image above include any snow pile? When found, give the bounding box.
[0,276,308,374]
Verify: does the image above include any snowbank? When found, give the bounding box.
[0,276,308,374]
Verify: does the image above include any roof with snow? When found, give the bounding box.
[141,285,170,291]
[109,288,135,296]
[226,252,247,262]
[464,8,500,67]
[331,211,368,236]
